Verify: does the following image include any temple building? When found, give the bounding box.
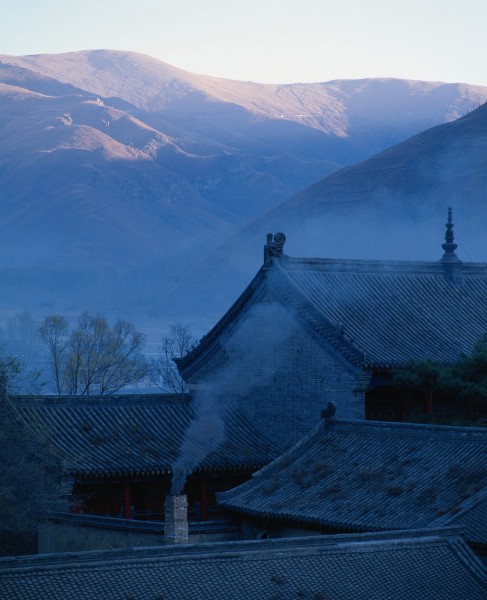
[6,209,487,559]
[10,393,280,531]
[177,210,487,447]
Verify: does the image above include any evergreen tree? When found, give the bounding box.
[0,353,62,555]
[392,334,487,422]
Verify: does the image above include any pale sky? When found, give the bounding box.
[2,0,486,85]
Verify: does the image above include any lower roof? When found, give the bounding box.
[10,393,282,477]
[1,529,486,599]
[218,418,487,543]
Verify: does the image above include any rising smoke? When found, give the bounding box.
[170,391,226,495]
[170,302,295,494]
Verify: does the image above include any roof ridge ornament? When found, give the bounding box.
[440,207,463,282]
[441,207,460,262]
[321,401,337,428]
[264,232,286,265]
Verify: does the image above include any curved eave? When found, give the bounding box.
[71,462,269,479]
[217,501,387,534]
[363,360,413,370]
[365,357,462,370]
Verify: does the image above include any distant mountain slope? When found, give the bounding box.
[0,86,230,268]
[187,100,487,317]
[4,50,486,138]
[281,98,487,247]
[1,49,487,314]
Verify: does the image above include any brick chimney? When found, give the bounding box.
[164,494,189,545]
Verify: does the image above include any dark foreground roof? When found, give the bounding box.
[218,419,487,544]
[179,255,487,373]
[10,394,281,477]
[1,529,486,599]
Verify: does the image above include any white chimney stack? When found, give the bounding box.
[164,494,189,545]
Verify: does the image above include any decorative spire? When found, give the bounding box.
[441,207,460,263]
[440,208,463,283]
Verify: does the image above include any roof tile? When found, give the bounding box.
[218,419,487,543]
[1,529,486,599]
[11,394,281,477]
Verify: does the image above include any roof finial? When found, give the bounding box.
[321,401,337,428]
[441,207,460,262]
[264,232,286,265]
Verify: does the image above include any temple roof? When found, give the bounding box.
[270,256,487,367]
[1,529,486,599]
[218,419,487,544]
[10,394,281,477]
[178,253,487,374]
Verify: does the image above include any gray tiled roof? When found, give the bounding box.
[179,256,487,372]
[1,529,486,599]
[10,394,281,477]
[218,419,487,543]
[274,258,487,367]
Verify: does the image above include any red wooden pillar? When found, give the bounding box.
[123,480,131,519]
[200,477,208,521]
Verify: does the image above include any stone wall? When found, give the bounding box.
[186,298,366,447]
[38,514,240,554]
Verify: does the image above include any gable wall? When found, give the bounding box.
[186,296,365,447]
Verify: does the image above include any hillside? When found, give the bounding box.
[1,49,486,314]
[187,100,487,316]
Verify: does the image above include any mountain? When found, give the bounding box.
[188,100,487,316]
[1,49,486,314]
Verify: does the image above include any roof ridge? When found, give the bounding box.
[176,265,269,374]
[10,394,192,407]
[332,418,487,437]
[281,255,487,274]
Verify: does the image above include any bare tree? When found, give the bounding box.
[150,323,196,393]
[94,318,147,395]
[39,313,148,395]
[39,315,69,394]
